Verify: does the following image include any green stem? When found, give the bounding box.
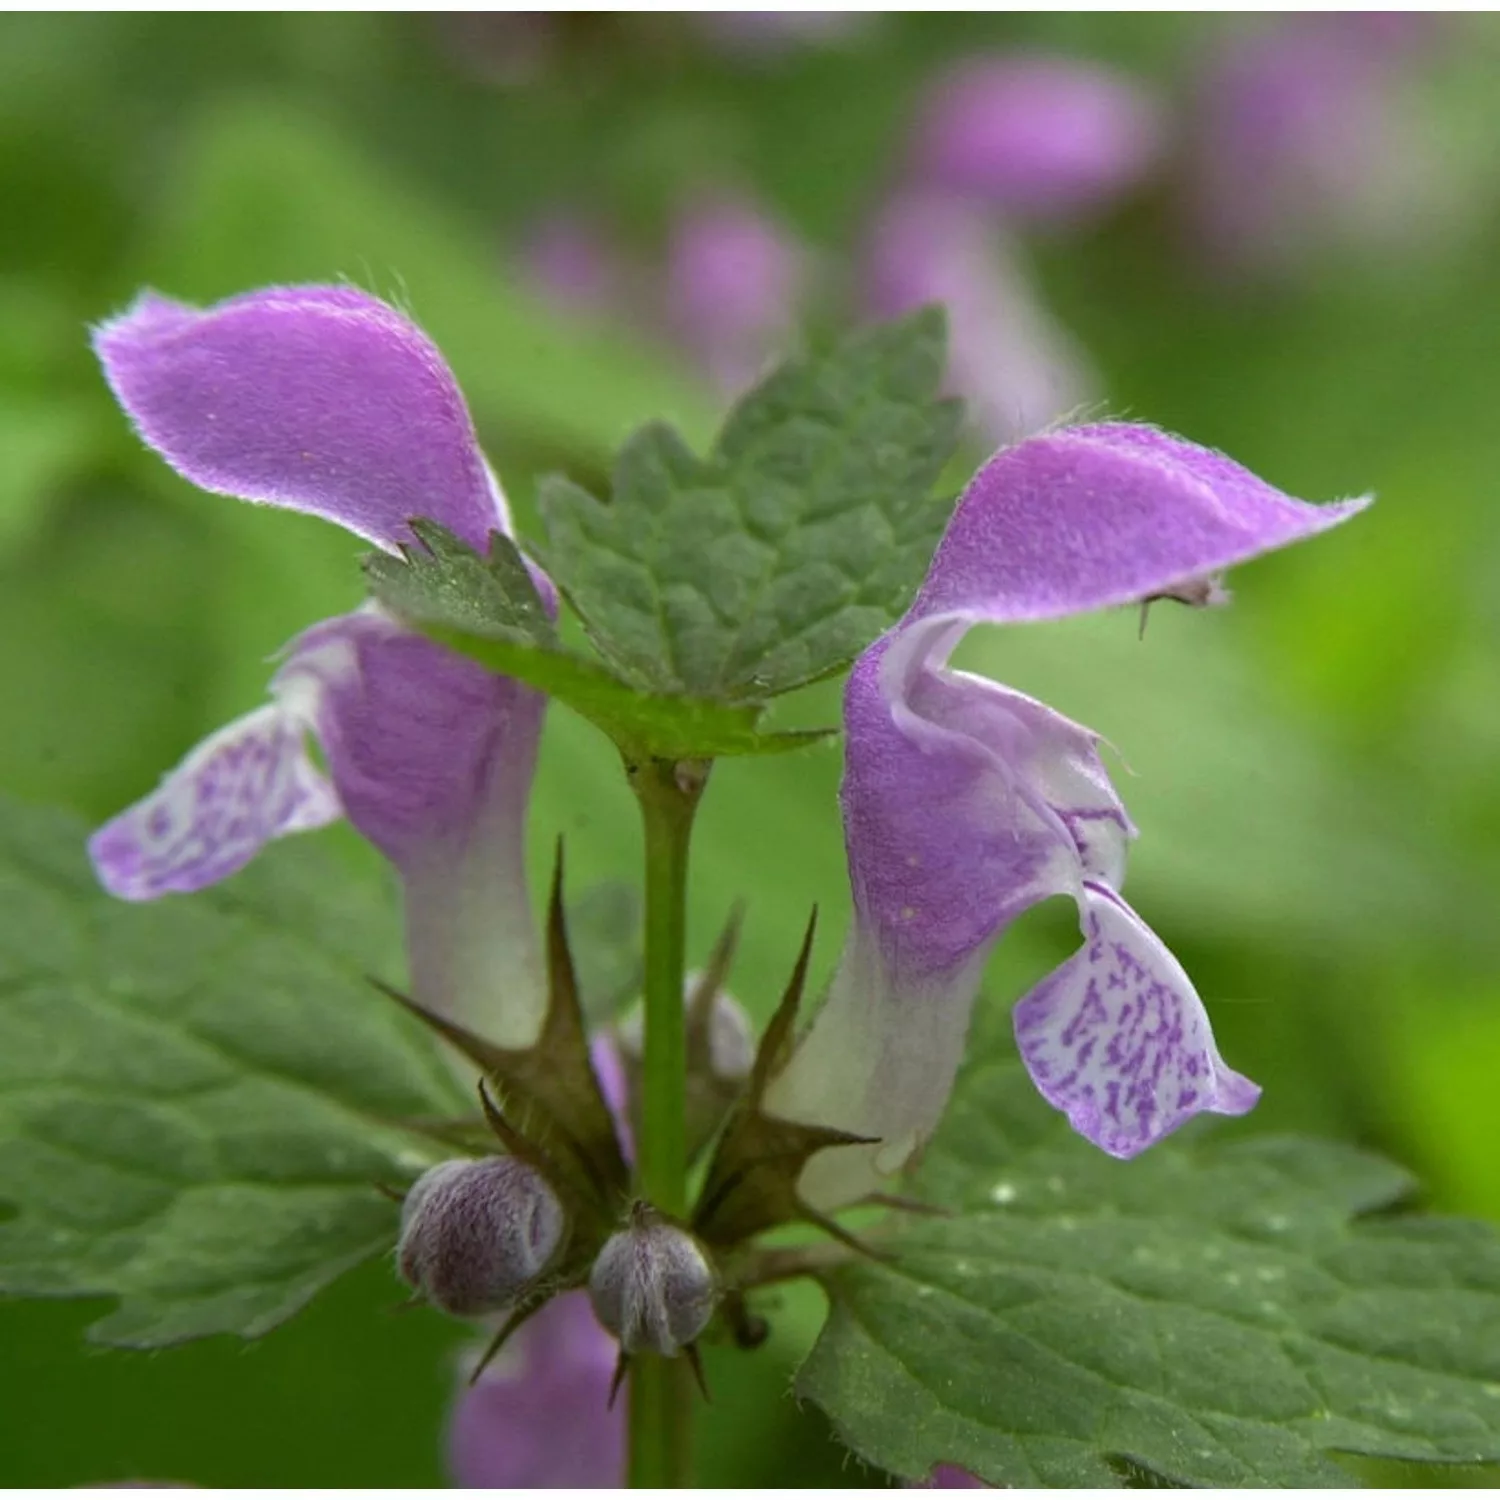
[627,755,705,1487]
[628,1355,694,1488]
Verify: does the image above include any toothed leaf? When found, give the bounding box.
[537,309,963,701]
[0,797,460,1347]
[798,1010,1500,1488]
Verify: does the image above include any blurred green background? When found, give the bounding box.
[3,10,1500,1487]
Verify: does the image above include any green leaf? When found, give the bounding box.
[798,1016,1500,1487]
[537,309,963,701]
[364,519,560,649]
[0,797,465,1347]
[363,523,833,761]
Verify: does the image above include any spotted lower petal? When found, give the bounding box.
[88,704,339,901]
[1014,881,1260,1158]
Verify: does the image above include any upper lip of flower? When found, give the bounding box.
[92,283,513,554]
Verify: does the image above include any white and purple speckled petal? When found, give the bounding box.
[1014,882,1260,1157]
[88,704,339,901]
[93,285,502,551]
[908,423,1370,627]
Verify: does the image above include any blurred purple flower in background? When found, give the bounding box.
[864,189,1095,446]
[521,210,629,320]
[863,51,1162,446]
[448,1292,625,1487]
[664,191,809,398]
[910,53,1163,222]
[517,190,810,402]
[1186,13,1454,278]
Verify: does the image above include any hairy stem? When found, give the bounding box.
[627,755,706,1486]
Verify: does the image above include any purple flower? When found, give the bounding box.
[665,192,808,399]
[909,54,1162,221]
[1187,15,1450,277]
[864,189,1094,446]
[88,285,548,1045]
[766,424,1370,1208]
[448,1292,625,1487]
[520,210,628,320]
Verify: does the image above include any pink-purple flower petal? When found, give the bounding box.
[94,285,503,551]
[89,605,548,1045]
[768,634,1135,1209]
[910,423,1370,627]
[447,1292,624,1488]
[918,1466,989,1489]
[90,284,554,1043]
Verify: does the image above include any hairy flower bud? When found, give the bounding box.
[588,1209,717,1356]
[398,1156,566,1317]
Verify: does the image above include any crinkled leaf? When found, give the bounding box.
[363,520,560,649]
[798,1017,1500,1488]
[0,797,464,1347]
[363,523,832,761]
[536,309,963,701]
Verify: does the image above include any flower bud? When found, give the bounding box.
[398,1156,566,1317]
[588,1209,717,1356]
